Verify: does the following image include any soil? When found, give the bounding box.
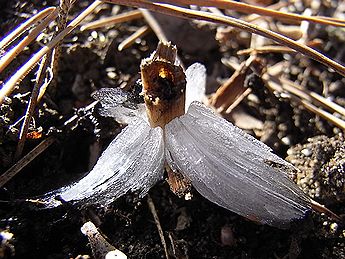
[0,1,345,259]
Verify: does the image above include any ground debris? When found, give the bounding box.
[286,134,345,203]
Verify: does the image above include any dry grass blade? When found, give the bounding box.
[316,16,345,24]
[156,3,345,76]
[0,137,55,187]
[80,9,143,31]
[50,0,74,92]
[140,9,184,68]
[149,0,345,27]
[105,1,345,77]
[263,74,345,131]
[224,88,252,114]
[279,78,345,118]
[12,0,73,159]
[118,25,150,51]
[140,9,169,44]
[147,195,170,259]
[0,7,56,50]
[0,0,103,105]
[0,8,58,74]
[237,46,295,55]
[237,39,324,55]
[295,97,345,131]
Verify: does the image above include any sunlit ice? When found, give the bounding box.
[41,41,338,229]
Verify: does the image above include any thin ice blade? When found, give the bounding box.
[92,87,130,106]
[92,88,147,124]
[44,119,165,207]
[165,101,311,228]
[185,63,206,110]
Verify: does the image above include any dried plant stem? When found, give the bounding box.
[310,200,342,222]
[149,0,345,27]
[237,46,295,55]
[105,1,345,76]
[296,97,345,130]
[140,9,169,44]
[147,195,170,259]
[0,7,56,50]
[263,74,345,130]
[148,3,345,76]
[237,39,324,55]
[0,137,55,187]
[224,56,345,129]
[49,0,74,94]
[140,9,184,68]
[0,8,58,74]
[316,16,345,24]
[14,52,53,161]
[0,0,103,105]
[280,78,345,117]
[81,9,143,31]
[225,88,252,114]
[118,25,150,51]
[141,41,185,128]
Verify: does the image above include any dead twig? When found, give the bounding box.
[81,221,127,259]
[0,137,55,187]
[147,195,170,259]
[14,52,53,161]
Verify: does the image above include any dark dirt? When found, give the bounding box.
[1,1,345,259]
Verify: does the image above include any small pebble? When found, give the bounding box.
[301,148,312,157]
[91,31,98,39]
[330,223,338,233]
[281,136,291,145]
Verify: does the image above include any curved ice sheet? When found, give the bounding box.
[44,119,165,207]
[165,101,311,228]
